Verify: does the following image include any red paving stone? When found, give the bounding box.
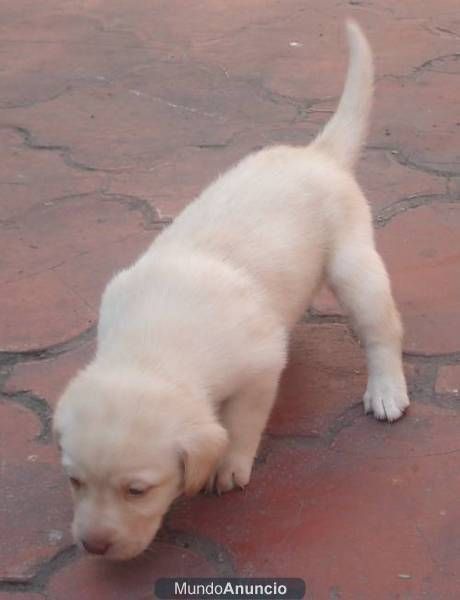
[0,272,95,353]
[4,342,96,410]
[269,323,367,437]
[0,399,52,463]
[436,365,460,396]
[0,1,459,599]
[0,128,107,221]
[0,194,155,351]
[0,460,72,582]
[378,204,460,355]
[0,398,72,581]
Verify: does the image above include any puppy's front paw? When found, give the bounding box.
[206,452,253,495]
[364,376,409,422]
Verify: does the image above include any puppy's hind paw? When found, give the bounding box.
[364,376,409,422]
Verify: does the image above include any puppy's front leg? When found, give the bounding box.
[208,370,282,494]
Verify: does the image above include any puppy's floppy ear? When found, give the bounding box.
[181,421,228,496]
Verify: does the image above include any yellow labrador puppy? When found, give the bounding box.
[54,21,409,560]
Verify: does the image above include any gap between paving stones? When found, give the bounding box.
[303,314,460,413]
[411,52,460,78]
[156,528,235,577]
[404,350,460,365]
[0,192,100,225]
[393,152,460,179]
[0,528,235,593]
[250,77,329,120]
[1,390,52,443]
[100,192,173,229]
[435,394,460,410]
[369,145,460,179]
[0,324,97,368]
[423,24,460,41]
[0,190,170,231]
[0,545,78,593]
[266,395,460,461]
[189,125,260,151]
[1,121,255,173]
[265,402,364,456]
[0,191,171,292]
[378,52,460,83]
[329,442,460,462]
[373,194,458,228]
[0,125,125,174]
[0,86,73,111]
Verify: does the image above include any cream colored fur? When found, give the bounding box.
[54,20,409,560]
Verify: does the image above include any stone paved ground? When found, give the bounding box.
[0,1,459,598]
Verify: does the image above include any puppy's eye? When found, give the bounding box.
[69,477,82,489]
[126,486,150,498]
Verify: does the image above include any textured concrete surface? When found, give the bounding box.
[1,1,459,598]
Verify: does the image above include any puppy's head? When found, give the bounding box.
[53,365,227,560]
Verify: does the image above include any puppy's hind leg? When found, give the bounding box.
[327,228,409,422]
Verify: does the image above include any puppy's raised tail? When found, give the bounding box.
[312,20,374,170]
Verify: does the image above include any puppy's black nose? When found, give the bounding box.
[81,537,111,555]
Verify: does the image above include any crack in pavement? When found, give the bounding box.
[0,86,72,110]
[0,188,172,236]
[378,52,460,82]
[0,529,235,593]
[128,88,225,121]
[426,25,460,40]
[413,52,460,76]
[434,393,460,411]
[0,190,172,287]
[100,192,173,229]
[0,323,96,368]
[0,545,78,593]
[0,390,53,444]
[0,125,128,174]
[264,402,365,456]
[329,444,460,461]
[404,350,460,365]
[369,145,460,179]
[156,527,235,577]
[373,193,458,228]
